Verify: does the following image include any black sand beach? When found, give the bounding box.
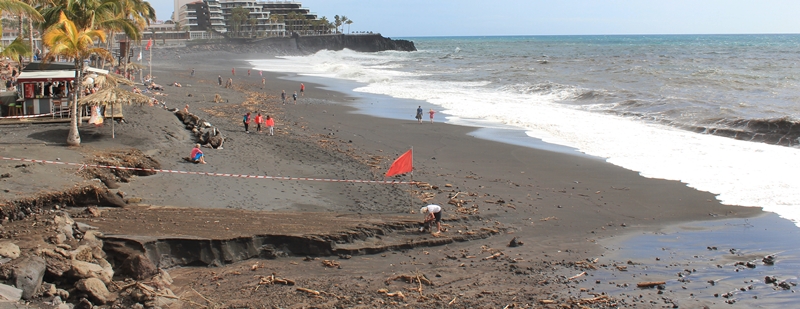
[1,46,793,308]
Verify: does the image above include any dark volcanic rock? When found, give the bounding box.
[121,254,158,280]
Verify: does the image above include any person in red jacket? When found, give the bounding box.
[265,115,275,136]
[255,112,263,133]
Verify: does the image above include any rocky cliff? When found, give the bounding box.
[294,34,416,53]
[185,34,416,55]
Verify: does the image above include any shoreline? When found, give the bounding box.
[1,47,793,307]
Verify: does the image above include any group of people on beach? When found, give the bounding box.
[281,89,301,105]
[416,106,436,123]
[242,111,275,135]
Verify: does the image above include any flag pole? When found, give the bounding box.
[148,40,152,82]
[409,146,414,213]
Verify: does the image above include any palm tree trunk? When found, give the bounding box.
[102,30,115,69]
[28,18,34,61]
[18,16,23,63]
[67,61,82,146]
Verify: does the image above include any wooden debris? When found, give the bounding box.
[259,274,295,286]
[386,274,433,286]
[578,295,611,304]
[575,261,597,270]
[322,260,340,268]
[637,281,666,288]
[482,252,503,260]
[616,265,628,271]
[296,287,320,296]
[377,289,406,299]
[540,216,557,221]
[540,299,556,304]
[568,272,587,281]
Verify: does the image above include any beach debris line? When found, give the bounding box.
[1,156,418,184]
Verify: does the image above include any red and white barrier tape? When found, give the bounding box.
[0,112,56,119]
[1,156,416,184]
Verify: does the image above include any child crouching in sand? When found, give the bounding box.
[190,144,206,164]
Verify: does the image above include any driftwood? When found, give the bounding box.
[377,289,406,299]
[322,260,340,268]
[577,295,611,304]
[575,261,597,270]
[386,274,433,286]
[637,281,666,288]
[296,287,344,299]
[258,274,295,286]
[482,252,503,260]
[568,272,587,281]
[296,287,320,296]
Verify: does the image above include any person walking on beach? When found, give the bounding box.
[281,90,287,105]
[247,69,251,76]
[232,67,235,76]
[218,75,222,86]
[190,68,195,77]
[420,205,443,233]
[300,83,305,96]
[265,115,275,136]
[255,112,263,133]
[429,108,435,123]
[416,106,423,123]
[243,112,251,133]
[292,91,298,104]
[190,144,206,164]
[261,77,265,89]
[226,78,233,88]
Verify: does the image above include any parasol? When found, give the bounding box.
[78,87,151,138]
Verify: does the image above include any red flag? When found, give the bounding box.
[385,149,413,177]
[145,38,153,51]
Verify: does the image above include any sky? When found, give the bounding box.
[147,0,800,37]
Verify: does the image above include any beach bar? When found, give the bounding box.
[15,70,74,116]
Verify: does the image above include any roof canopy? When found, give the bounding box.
[24,61,75,71]
[17,70,76,82]
[86,67,109,75]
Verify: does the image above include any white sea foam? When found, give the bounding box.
[250,50,800,227]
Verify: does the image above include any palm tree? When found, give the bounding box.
[318,16,329,34]
[2,0,42,61]
[343,16,353,34]
[42,12,112,146]
[103,0,156,59]
[333,15,341,33]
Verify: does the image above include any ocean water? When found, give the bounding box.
[250,35,800,226]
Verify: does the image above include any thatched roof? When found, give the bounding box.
[78,87,151,106]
